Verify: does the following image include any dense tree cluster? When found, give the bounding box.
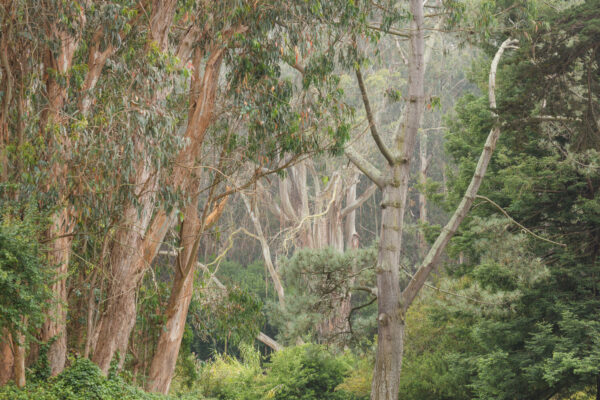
[0,0,598,399]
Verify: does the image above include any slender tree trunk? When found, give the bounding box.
[418,131,428,255]
[242,193,286,305]
[12,328,26,388]
[402,37,519,310]
[147,196,227,394]
[0,331,13,386]
[146,204,199,394]
[93,43,226,374]
[370,0,425,396]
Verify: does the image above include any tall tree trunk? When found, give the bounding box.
[146,196,227,394]
[370,0,425,396]
[402,38,518,309]
[371,166,411,399]
[0,331,14,386]
[40,19,82,375]
[12,328,26,388]
[146,203,199,394]
[42,209,73,376]
[242,193,286,306]
[418,131,429,255]
[92,44,225,374]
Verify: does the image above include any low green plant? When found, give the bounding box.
[0,357,199,400]
[197,344,364,400]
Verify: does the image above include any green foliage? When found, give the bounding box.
[0,206,51,341]
[263,345,355,400]
[189,278,265,355]
[0,357,197,400]
[196,344,362,400]
[270,247,377,346]
[417,1,600,398]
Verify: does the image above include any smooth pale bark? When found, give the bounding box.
[344,0,426,396]
[146,204,199,394]
[369,1,425,397]
[252,162,376,341]
[417,131,429,255]
[319,170,362,338]
[146,196,227,394]
[13,329,25,388]
[242,193,286,306]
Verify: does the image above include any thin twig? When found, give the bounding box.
[475,195,567,247]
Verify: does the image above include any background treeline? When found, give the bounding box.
[0,0,598,399]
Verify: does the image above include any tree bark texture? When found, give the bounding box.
[0,331,13,386]
[146,204,199,394]
[41,209,73,376]
[93,43,225,374]
[40,16,83,375]
[147,196,228,394]
[369,0,425,398]
[418,131,429,255]
[13,329,26,388]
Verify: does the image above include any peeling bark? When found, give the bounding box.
[146,196,228,394]
[93,40,227,374]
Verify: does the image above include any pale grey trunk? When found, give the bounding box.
[371,165,411,399]
[370,1,425,398]
[242,193,286,306]
[418,131,428,255]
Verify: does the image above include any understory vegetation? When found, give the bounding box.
[1,0,598,399]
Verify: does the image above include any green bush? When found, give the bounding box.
[197,344,363,400]
[0,357,198,400]
[264,345,357,400]
[0,209,52,341]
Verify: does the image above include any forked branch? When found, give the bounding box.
[402,38,519,311]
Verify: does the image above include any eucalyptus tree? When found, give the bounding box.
[0,0,166,376]
[95,0,357,390]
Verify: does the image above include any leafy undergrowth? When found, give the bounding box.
[195,344,367,400]
[0,345,368,400]
[0,358,197,400]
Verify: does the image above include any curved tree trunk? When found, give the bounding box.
[146,203,199,394]
[147,195,227,394]
[92,42,226,374]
